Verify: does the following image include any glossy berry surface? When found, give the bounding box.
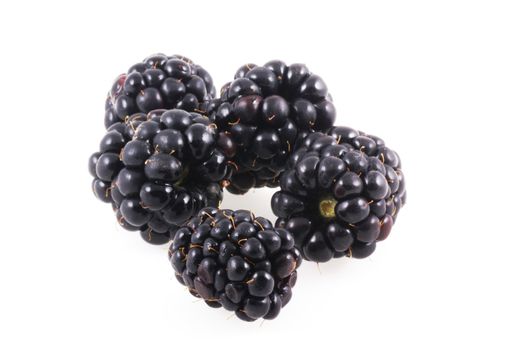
[205,60,336,194]
[89,109,230,244]
[271,127,406,262]
[168,207,301,321]
[104,54,215,129]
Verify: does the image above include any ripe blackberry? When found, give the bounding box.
[104,54,215,129]
[271,127,406,262]
[169,207,301,321]
[89,109,229,244]
[205,60,336,194]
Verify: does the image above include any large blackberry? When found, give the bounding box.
[271,127,406,262]
[205,60,336,194]
[169,207,301,321]
[89,109,229,244]
[104,54,215,129]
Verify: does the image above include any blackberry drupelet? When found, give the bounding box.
[104,54,215,129]
[89,109,229,244]
[168,207,301,321]
[271,127,406,262]
[205,60,336,194]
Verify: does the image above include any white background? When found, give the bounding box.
[0,0,522,349]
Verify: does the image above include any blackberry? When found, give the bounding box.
[104,54,215,129]
[168,207,301,321]
[89,109,230,244]
[271,127,406,262]
[205,60,336,194]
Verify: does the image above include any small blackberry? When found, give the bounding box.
[205,60,336,194]
[104,54,215,129]
[169,207,301,321]
[271,127,406,262]
[89,109,230,244]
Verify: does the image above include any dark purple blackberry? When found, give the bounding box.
[271,127,406,262]
[205,60,336,194]
[168,207,301,321]
[89,109,230,244]
[104,54,215,129]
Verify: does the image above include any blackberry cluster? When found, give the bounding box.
[89,109,229,244]
[206,60,336,194]
[169,207,301,321]
[104,54,215,129]
[90,54,407,322]
[271,127,406,262]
